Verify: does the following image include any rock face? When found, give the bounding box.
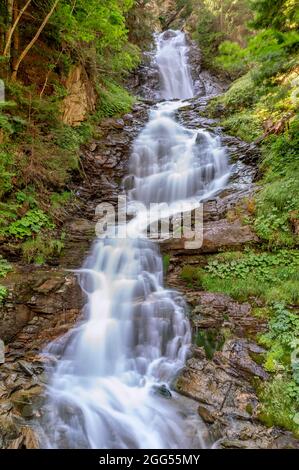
[62,66,97,126]
[161,218,259,253]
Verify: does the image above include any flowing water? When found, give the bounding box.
[41,30,230,449]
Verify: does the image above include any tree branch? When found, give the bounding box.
[12,0,60,81]
[3,0,32,57]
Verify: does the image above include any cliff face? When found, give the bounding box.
[61,66,97,127]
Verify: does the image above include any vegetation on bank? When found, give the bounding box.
[0,1,153,266]
[172,0,299,436]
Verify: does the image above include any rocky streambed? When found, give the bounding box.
[0,39,299,449]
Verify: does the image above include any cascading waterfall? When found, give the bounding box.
[40,30,230,449]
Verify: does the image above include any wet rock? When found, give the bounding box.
[100,118,125,129]
[152,384,172,399]
[195,132,209,146]
[191,292,267,338]
[18,361,35,377]
[197,404,215,424]
[161,218,259,254]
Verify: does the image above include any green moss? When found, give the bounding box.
[163,254,171,274]
[221,111,263,141]
[196,328,226,359]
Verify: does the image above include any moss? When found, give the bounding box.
[196,328,226,359]
[221,111,263,141]
[163,254,171,274]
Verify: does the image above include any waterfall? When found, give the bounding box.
[40,30,230,449]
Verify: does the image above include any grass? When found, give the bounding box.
[258,377,299,437]
[180,249,299,304]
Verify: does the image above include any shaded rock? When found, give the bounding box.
[152,384,172,399]
[191,292,267,338]
[100,118,125,129]
[197,404,216,424]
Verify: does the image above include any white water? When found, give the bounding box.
[41,30,229,449]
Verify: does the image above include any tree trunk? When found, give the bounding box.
[11,0,59,81]
[3,0,31,57]
[12,0,20,70]
[4,0,14,58]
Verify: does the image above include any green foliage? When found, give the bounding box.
[163,254,170,274]
[216,40,247,75]
[195,250,299,304]
[6,209,54,239]
[50,0,139,76]
[196,329,226,359]
[0,285,8,304]
[50,191,73,209]
[0,150,14,198]
[254,117,299,246]
[180,264,202,288]
[221,111,263,141]
[21,232,65,264]
[249,0,299,32]
[258,377,299,436]
[216,29,299,80]
[96,81,135,119]
[257,303,299,435]
[205,250,298,281]
[0,256,12,304]
[209,73,258,112]
[0,255,12,278]
[259,303,299,370]
[192,0,252,69]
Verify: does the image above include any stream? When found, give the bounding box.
[40,30,230,449]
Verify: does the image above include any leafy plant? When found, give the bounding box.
[0,256,12,278]
[7,209,54,239]
[0,285,8,304]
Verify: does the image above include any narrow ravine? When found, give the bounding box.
[39,30,230,449]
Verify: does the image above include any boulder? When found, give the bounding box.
[161,219,259,253]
